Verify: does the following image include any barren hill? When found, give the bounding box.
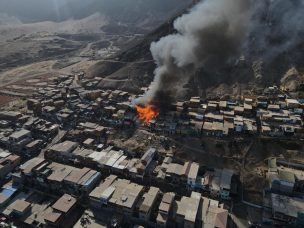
[87,10,182,93]
[88,5,304,99]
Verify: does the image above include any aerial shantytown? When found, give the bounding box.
[0,70,302,228]
[1,0,304,228]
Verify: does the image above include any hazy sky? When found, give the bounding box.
[0,0,190,23]
[0,0,70,21]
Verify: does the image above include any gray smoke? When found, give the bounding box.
[244,0,304,60]
[137,0,251,104]
[137,0,304,105]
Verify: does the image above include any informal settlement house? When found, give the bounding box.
[160,161,199,188]
[44,194,78,227]
[270,193,304,224]
[156,192,175,227]
[8,129,32,153]
[138,186,160,221]
[172,94,303,138]
[210,169,234,200]
[13,158,101,196]
[0,182,18,207]
[46,142,156,179]
[1,190,78,227]
[0,150,20,181]
[157,158,235,199]
[264,158,304,226]
[89,175,144,216]
[174,192,228,228]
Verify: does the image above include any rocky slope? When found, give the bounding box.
[88,9,185,93]
[88,8,304,99]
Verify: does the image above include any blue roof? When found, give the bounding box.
[0,185,18,198]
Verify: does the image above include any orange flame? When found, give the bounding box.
[136,105,159,123]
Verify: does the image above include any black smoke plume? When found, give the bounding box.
[136,0,304,105]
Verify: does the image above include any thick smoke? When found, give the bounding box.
[137,0,250,104]
[137,0,304,105]
[244,0,304,60]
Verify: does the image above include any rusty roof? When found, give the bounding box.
[10,199,31,213]
[52,194,76,213]
[44,211,62,223]
[47,166,73,182]
[89,175,117,199]
[64,167,90,184]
